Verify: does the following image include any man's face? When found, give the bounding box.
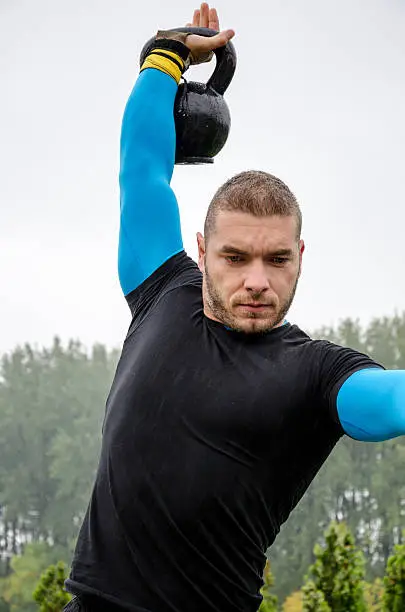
[197,211,305,334]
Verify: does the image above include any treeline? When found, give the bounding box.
[0,340,119,611]
[0,314,404,610]
[260,521,405,611]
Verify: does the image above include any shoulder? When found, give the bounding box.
[284,326,378,365]
[125,250,202,325]
[281,326,382,394]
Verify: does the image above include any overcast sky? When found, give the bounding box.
[1,0,404,354]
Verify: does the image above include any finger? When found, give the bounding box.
[200,3,209,28]
[187,29,235,51]
[192,9,200,26]
[209,7,219,31]
[208,29,235,49]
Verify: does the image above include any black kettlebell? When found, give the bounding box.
[139,27,237,164]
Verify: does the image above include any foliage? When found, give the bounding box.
[259,561,278,611]
[0,543,59,612]
[0,338,118,570]
[382,537,405,611]
[302,581,330,611]
[33,561,71,612]
[0,339,118,603]
[302,521,367,611]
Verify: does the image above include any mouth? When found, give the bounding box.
[237,304,272,313]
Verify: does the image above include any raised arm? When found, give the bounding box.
[118,58,183,296]
[337,369,405,441]
[118,4,235,296]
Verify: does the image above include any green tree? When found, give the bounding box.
[0,543,56,612]
[0,339,118,565]
[382,538,405,611]
[302,521,367,612]
[302,581,330,612]
[33,562,71,612]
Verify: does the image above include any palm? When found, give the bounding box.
[185,3,234,52]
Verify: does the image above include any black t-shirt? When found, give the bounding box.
[66,252,380,612]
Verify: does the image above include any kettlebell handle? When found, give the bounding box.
[139,26,236,96]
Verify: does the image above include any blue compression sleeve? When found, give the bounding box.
[337,368,405,441]
[118,68,183,296]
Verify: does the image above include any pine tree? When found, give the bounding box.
[382,538,405,612]
[302,521,367,611]
[33,562,71,612]
[302,581,330,611]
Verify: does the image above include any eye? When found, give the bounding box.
[225,255,243,264]
[271,257,289,265]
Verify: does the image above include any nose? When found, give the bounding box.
[244,262,270,295]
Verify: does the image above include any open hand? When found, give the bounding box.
[185,3,235,53]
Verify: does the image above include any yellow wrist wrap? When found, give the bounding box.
[140,49,185,84]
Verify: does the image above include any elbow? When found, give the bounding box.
[337,368,405,442]
[391,380,405,438]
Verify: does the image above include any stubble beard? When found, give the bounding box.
[204,263,299,335]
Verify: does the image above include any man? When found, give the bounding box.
[65,4,405,611]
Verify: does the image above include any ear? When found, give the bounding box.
[196,232,206,273]
[298,239,305,276]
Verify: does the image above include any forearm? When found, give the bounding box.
[337,369,405,442]
[120,39,189,186]
[118,45,188,296]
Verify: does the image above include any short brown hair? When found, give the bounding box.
[204,170,302,241]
